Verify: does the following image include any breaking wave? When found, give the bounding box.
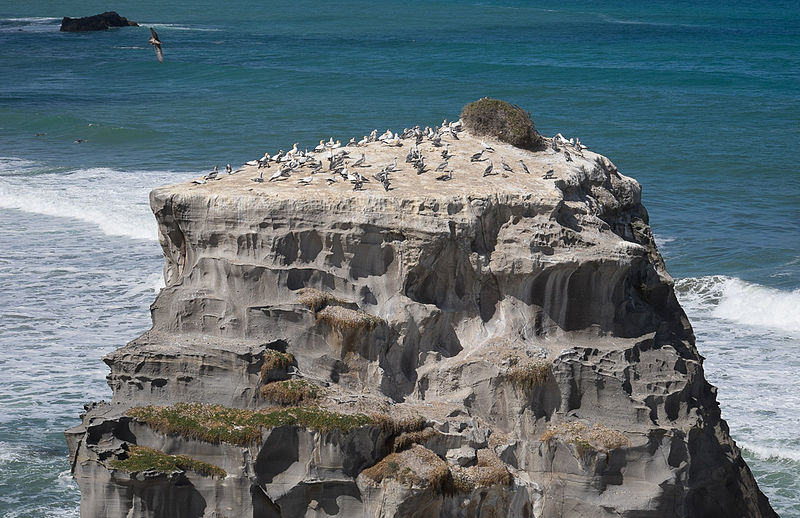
[0,157,195,241]
[675,275,800,335]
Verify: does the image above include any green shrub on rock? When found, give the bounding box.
[461,98,546,151]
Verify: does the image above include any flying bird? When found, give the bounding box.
[148,28,163,63]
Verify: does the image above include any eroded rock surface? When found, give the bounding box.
[67,126,777,517]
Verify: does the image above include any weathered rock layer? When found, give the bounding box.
[67,127,776,517]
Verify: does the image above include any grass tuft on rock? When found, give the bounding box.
[541,421,629,457]
[362,446,450,490]
[109,444,226,478]
[260,350,295,379]
[392,427,438,452]
[507,359,551,392]
[461,98,546,151]
[447,449,512,493]
[296,287,340,312]
[260,379,320,405]
[316,305,383,330]
[127,403,378,446]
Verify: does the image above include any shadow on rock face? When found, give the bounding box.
[255,427,300,485]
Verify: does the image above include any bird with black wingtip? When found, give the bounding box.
[148,27,163,63]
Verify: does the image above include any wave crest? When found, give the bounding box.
[0,157,195,241]
[675,275,800,335]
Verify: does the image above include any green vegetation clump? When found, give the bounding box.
[109,444,226,478]
[260,350,295,379]
[127,403,378,446]
[507,359,551,391]
[260,379,320,405]
[540,421,629,457]
[461,98,546,151]
[316,305,383,330]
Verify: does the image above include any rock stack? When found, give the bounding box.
[66,123,777,517]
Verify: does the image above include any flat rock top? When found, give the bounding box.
[161,127,603,202]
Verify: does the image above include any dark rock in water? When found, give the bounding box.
[60,11,138,32]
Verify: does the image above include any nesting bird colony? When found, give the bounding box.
[191,120,596,197]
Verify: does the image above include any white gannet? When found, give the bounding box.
[483,161,494,176]
[331,139,341,149]
[269,169,289,182]
[347,137,357,147]
[470,150,485,162]
[383,134,401,147]
[519,160,531,174]
[314,140,326,152]
[480,139,495,152]
[357,135,369,146]
[251,171,264,182]
[352,154,366,168]
[501,157,513,173]
[298,176,313,185]
[246,160,258,166]
[225,163,232,174]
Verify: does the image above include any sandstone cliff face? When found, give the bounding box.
[67,128,776,517]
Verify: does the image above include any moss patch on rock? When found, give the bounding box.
[109,444,226,478]
[362,445,450,490]
[461,98,546,151]
[392,427,438,452]
[507,358,551,391]
[260,379,320,405]
[296,287,342,312]
[448,449,512,493]
[541,421,629,456]
[260,350,295,379]
[316,305,383,330]
[128,403,379,445]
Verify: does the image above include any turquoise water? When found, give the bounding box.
[1,1,798,515]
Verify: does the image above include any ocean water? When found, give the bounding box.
[0,1,798,516]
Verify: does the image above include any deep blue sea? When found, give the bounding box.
[1,1,798,516]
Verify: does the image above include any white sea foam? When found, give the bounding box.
[593,13,702,28]
[653,235,674,248]
[675,275,800,335]
[741,443,800,464]
[0,157,195,241]
[0,442,23,465]
[0,17,61,33]
[144,23,222,32]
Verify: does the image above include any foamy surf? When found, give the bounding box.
[742,443,800,465]
[0,157,195,241]
[675,275,800,335]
